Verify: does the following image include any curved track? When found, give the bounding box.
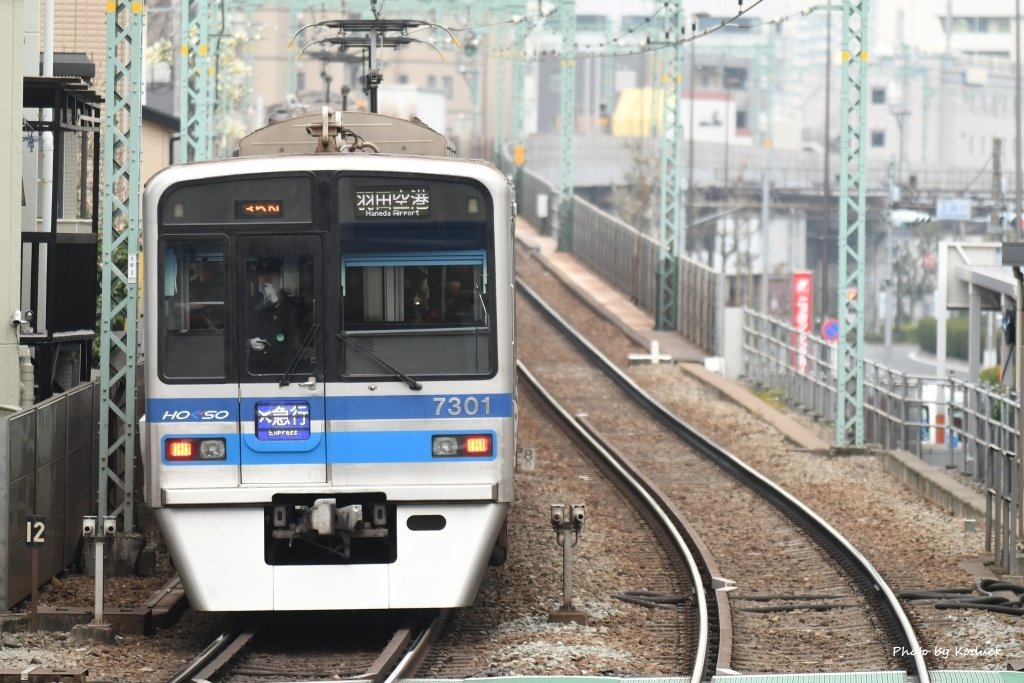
[518,278,929,680]
[518,361,727,682]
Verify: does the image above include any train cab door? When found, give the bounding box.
[236,235,327,485]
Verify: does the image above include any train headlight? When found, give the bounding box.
[199,439,226,460]
[165,438,227,461]
[431,434,493,457]
[432,436,459,456]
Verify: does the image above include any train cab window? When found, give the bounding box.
[242,252,318,379]
[340,253,492,378]
[335,176,496,381]
[159,238,228,380]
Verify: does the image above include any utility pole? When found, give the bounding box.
[1017,0,1022,240]
[655,2,683,329]
[821,8,833,320]
[896,15,910,190]
[993,138,1005,237]
[180,0,213,161]
[687,13,697,260]
[556,0,576,251]
[100,0,144,532]
[835,0,870,448]
[757,29,775,316]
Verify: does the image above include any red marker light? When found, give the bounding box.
[166,439,195,460]
[165,438,226,461]
[432,434,493,457]
[465,435,491,455]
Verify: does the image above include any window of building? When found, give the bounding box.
[398,74,409,85]
[871,87,886,104]
[577,15,607,32]
[952,17,972,32]
[978,17,1011,33]
[723,67,746,90]
[871,130,886,147]
[442,76,453,97]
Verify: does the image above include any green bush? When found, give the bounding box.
[896,322,917,344]
[917,318,937,353]
[916,316,975,361]
[979,365,1002,386]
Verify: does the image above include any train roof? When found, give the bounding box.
[238,110,455,158]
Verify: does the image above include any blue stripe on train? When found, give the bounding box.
[323,430,498,463]
[161,431,498,465]
[147,393,513,422]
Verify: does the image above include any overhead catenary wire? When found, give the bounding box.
[506,0,769,63]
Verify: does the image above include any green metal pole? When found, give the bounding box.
[179,0,212,161]
[100,0,144,532]
[656,3,683,330]
[835,0,870,447]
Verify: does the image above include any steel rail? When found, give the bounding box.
[517,278,930,683]
[518,361,716,683]
[164,619,263,683]
[383,612,445,683]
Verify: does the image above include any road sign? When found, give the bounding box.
[821,318,840,341]
[936,197,972,221]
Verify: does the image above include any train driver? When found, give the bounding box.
[246,257,298,374]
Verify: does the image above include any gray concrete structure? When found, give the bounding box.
[1,3,24,411]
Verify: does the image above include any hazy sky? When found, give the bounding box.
[573,0,968,57]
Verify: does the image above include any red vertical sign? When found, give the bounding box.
[791,272,813,373]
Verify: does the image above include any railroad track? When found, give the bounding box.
[517,361,729,681]
[165,611,438,683]
[516,277,930,680]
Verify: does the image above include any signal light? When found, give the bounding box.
[166,439,194,460]
[465,436,490,455]
[165,438,226,461]
[432,434,493,457]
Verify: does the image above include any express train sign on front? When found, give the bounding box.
[255,400,311,440]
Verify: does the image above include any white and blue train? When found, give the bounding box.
[141,110,516,611]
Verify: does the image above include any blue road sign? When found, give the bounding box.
[821,318,840,341]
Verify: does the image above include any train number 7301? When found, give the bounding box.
[433,396,491,417]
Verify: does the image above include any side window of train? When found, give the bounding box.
[159,238,228,381]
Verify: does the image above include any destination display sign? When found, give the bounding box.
[255,400,311,440]
[236,200,283,219]
[354,187,431,219]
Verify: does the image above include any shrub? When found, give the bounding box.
[916,316,974,360]
[979,365,1002,386]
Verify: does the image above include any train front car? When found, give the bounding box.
[142,122,515,611]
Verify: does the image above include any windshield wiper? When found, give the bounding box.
[336,333,422,391]
[476,286,490,328]
[279,324,319,387]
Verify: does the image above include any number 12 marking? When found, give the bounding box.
[26,516,45,547]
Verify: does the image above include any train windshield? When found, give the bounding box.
[337,176,495,380]
[340,253,491,378]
